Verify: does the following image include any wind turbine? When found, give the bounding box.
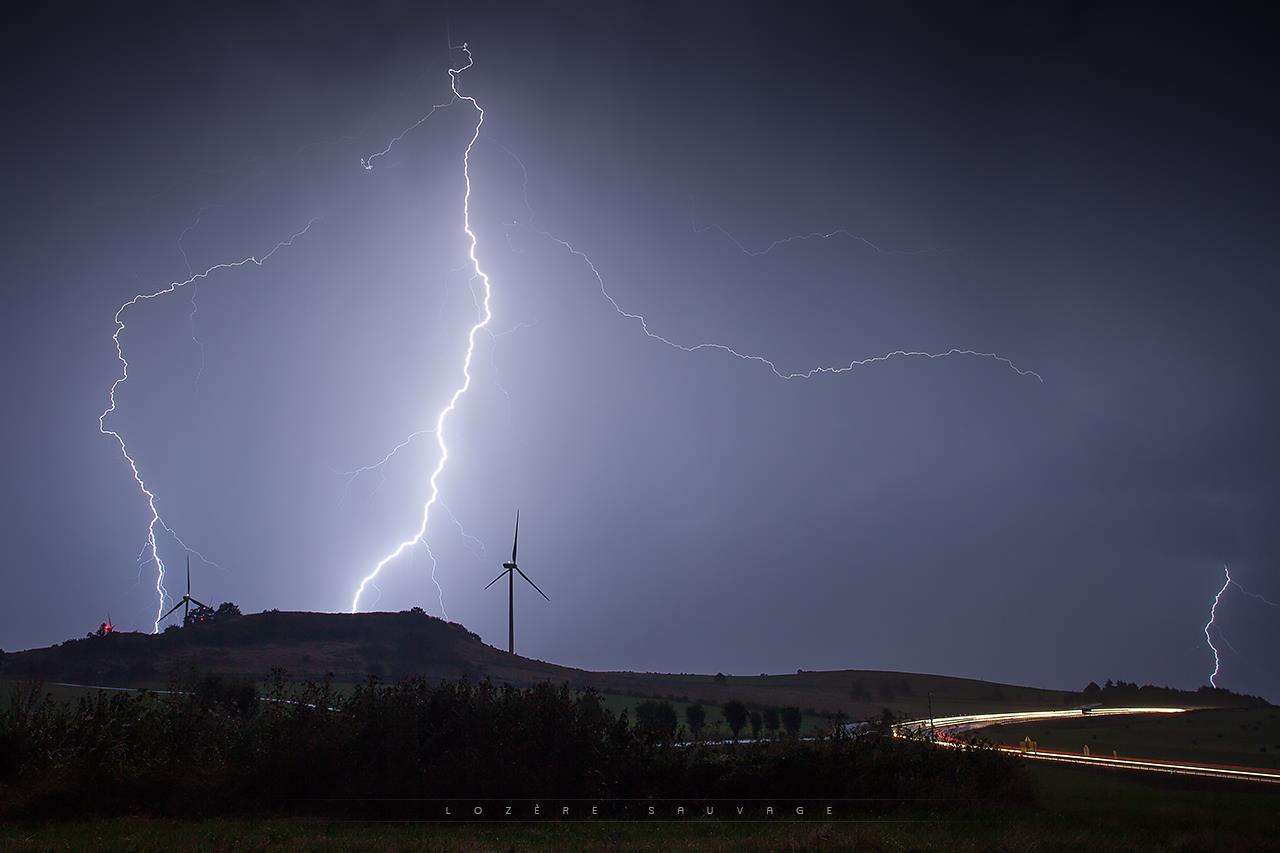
[159,555,211,627]
[484,510,548,654]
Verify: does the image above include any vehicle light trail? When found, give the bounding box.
[350,44,489,614]
[888,706,1280,784]
[100,220,317,631]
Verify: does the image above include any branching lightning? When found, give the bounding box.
[338,428,436,504]
[1203,564,1278,687]
[101,220,316,631]
[490,143,1042,384]
[347,46,1040,616]
[531,228,1044,383]
[350,44,491,614]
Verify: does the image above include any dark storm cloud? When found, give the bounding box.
[2,2,1277,698]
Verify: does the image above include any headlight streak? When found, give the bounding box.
[101,220,318,631]
[890,706,1280,784]
[350,44,490,615]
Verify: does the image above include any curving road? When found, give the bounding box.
[893,707,1280,784]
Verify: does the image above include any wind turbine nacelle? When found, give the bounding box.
[502,562,516,570]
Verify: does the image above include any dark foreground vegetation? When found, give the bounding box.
[0,674,1024,820]
[2,764,1278,852]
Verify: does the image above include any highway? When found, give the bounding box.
[893,706,1280,785]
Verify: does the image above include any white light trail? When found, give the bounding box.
[1204,564,1278,687]
[350,44,490,614]
[893,707,1280,784]
[101,220,317,631]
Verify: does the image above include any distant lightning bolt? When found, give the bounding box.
[101,220,316,631]
[1203,567,1231,687]
[351,44,490,614]
[1203,564,1278,687]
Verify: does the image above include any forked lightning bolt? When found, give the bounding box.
[101,221,316,631]
[351,44,489,615]
[1203,564,1278,687]
[350,46,1041,614]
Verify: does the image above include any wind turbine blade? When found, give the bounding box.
[160,600,183,621]
[188,598,210,610]
[186,554,191,596]
[483,569,509,590]
[511,510,519,564]
[515,566,549,601]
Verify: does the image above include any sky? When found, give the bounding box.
[2,1,1278,699]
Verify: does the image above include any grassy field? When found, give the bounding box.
[982,708,1280,770]
[2,763,1276,851]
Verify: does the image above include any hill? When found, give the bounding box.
[0,609,1245,719]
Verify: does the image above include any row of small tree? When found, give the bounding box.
[633,698,806,742]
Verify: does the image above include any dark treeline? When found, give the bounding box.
[1080,680,1268,708]
[0,674,1026,819]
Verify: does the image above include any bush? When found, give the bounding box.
[0,676,1028,819]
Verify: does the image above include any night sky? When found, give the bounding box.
[3,2,1278,699]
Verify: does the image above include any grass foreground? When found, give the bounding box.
[3,764,1278,852]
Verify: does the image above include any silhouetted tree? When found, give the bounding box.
[722,700,748,740]
[684,703,706,739]
[764,707,780,735]
[749,710,763,739]
[780,706,802,737]
[215,602,242,620]
[1083,681,1102,701]
[635,700,678,742]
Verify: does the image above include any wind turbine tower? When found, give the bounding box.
[483,511,549,654]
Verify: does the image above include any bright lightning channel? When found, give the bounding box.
[350,44,489,615]
[101,221,317,632]
[1204,564,1278,687]
[351,51,1041,614]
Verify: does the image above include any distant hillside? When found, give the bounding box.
[0,610,1254,718]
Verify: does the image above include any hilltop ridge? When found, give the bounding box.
[1,609,1259,717]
